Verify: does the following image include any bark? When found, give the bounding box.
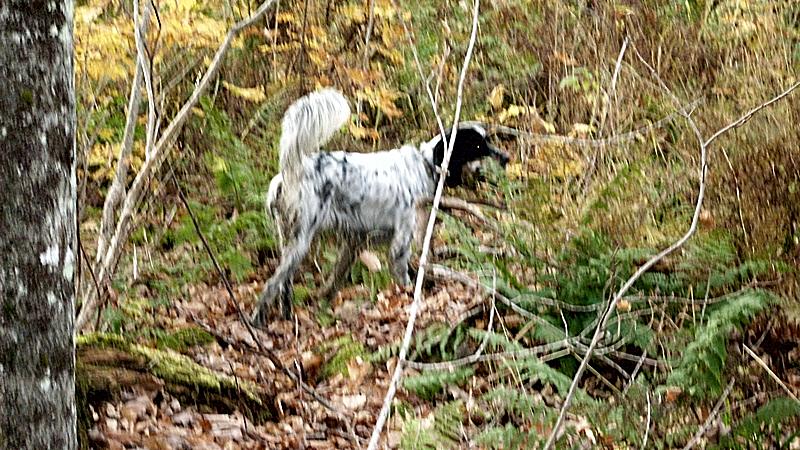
[0,1,77,449]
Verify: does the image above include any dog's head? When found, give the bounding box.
[429,124,510,187]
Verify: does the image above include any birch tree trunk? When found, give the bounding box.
[0,1,77,448]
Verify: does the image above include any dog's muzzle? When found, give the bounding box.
[488,143,510,166]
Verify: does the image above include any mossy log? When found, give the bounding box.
[76,332,276,446]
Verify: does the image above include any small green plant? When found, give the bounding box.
[403,368,474,400]
[317,335,367,380]
[715,397,800,449]
[665,289,776,399]
[400,400,465,450]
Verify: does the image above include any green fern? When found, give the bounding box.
[715,396,800,449]
[317,335,367,380]
[400,400,464,450]
[474,423,543,449]
[403,368,474,400]
[665,289,776,399]
[370,323,468,365]
[499,356,579,398]
[482,385,551,422]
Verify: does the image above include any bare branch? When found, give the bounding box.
[743,344,800,403]
[95,7,151,265]
[133,0,159,161]
[76,0,277,331]
[462,98,701,149]
[641,391,651,450]
[367,1,481,448]
[704,80,800,148]
[682,380,735,450]
[543,51,799,450]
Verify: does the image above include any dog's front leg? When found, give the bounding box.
[389,223,413,286]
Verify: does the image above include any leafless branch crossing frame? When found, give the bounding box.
[77,0,278,331]
[366,1,481,447]
[542,47,800,449]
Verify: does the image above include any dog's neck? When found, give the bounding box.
[420,135,443,183]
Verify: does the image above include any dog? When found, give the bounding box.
[251,88,509,325]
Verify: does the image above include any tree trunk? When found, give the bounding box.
[0,1,77,449]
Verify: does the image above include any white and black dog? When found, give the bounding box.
[251,88,509,325]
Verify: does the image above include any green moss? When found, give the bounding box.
[20,89,33,105]
[156,327,215,351]
[77,333,261,404]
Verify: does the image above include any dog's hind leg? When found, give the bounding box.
[252,230,314,326]
[317,234,366,300]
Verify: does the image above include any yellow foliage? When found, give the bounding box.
[349,123,380,141]
[276,11,301,25]
[506,162,524,180]
[533,142,585,179]
[97,127,117,142]
[498,104,555,134]
[360,86,403,119]
[488,85,506,110]
[88,142,114,169]
[75,0,228,85]
[508,142,585,181]
[222,81,267,103]
[568,123,594,138]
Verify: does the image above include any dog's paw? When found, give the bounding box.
[250,307,268,328]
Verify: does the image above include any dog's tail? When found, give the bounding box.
[279,88,351,185]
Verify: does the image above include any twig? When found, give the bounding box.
[355,0,376,125]
[586,37,629,194]
[367,2,481,448]
[421,195,492,225]
[704,80,800,148]
[95,6,150,264]
[433,45,450,110]
[682,380,735,450]
[78,239,103,318]
[133,0,159,162]
[573,351,621,395]
[170,166,360,446]
[430,264,564,337]
[544,50,800,450]
[406,337,575,369]
[393,0,449,144]
[404,297,496,371]
[76,0,277,331]
[743,344,800,403]
[641,391,651,450]
[461,99,700,149]
[623,350,648,394]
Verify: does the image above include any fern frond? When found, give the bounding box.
[403,368,474,400]
[474,423,542,449]
[400,401,464,450]
[665,289,776,399]
[483,385,550,422]
[499,356,579,398]
[715,396,800,448]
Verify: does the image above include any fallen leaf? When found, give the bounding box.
[359,250,382,272]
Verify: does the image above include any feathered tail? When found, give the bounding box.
[279,88,351,186]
